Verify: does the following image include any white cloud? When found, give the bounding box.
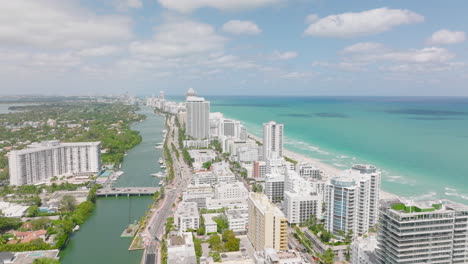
[158,0,283,13]
[427,29,466,45]
[305,14,319,24]
[281,71,314,79]
[78,46,123,57]
[130,19,226,57]
[272,51,298,60]
[342,42,386,53]
[113,0,143,10]
[0,0,132,49]
[358,47,455,63]
[304,8,424,37]
[222,20,262,35]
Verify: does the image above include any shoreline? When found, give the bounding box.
[247,133,399,200]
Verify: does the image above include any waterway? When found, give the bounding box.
[60,106,165,264]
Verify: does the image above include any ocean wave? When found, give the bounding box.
[410,191,438,201]
[336,155,349,159]
[444,188,468,201]
[332,163,347,168]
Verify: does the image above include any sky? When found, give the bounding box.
[0,0,467,96]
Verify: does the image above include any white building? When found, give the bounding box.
[175,202,200,232]
[266,154,285,174]
[0,202,29,217]
[214,182,248,200]
[206,197,248,211]
[376,199,468,264]
[254,161,267,178]
[264,172,285,203]
[263,121,284,160]
[9,140,101,185]
[296,163,321,180]
[191,171,217,185]
[202,213,220,234]
[283,171,323,224]
[188,149,216,170]
[351,236,377,264]
[263,248,305,264]
[324,165,381,237]
[182,184,214,209]
[186,94,210,139]
[168,232,197,264]
[211,162,236,184]
[226,208,248,233]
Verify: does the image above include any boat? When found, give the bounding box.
[160,165,166,169]
[158,181,163,186]
[155,145,163,149]
[73,225,80,232]
[151,172,164,177]
[158,158,164,164]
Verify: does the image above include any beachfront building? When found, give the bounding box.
[263,121,284,160]
[352,164,381,227]
[214,181,248,200]
[376,199,468,264]
[264,172,285,203]
[248,193,288,251]
[186,93,210,139]
[174,202,200,232]
[283,171,323,224]
[9,140,101,185]
[324,165,381,237]
[168,232,197,264]
[351,235,378,264]
[296,162,321,180]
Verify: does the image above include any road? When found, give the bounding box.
[142,114,192,264]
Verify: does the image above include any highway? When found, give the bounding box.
[142,114,192,264]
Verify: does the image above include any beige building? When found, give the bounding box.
[248,193,288,252]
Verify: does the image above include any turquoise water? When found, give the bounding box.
[208,96,468,204]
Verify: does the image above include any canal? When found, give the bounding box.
[60,106,165,264]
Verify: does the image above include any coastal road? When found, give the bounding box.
[142,114,192,264]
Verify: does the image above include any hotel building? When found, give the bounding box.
[9,140,101,186]
[376,199,468,264]
[263,121,284,160]
[186,95,210,139]
[248,193,288,252]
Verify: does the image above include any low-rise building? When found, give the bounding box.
[226,208,248,233]
[0,202,28,218]
[175,202,200,232]
[263,248,305,264]
[183,184,215,209]
[296,163,321,180]
[206,197,248,211]
[352,236,377,264]
[5,250,60,264]
[304,229,349,262]
[189,149,216,170]
[202,213,220,234]
[191,171,217,185]
[211,162,236,184]
[214,181,248,200]
[168,232,197,264]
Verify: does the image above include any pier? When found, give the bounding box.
[96,187,160,197]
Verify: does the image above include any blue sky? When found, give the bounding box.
[0,0,467,96]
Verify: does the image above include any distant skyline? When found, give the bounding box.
[1,0,467,96]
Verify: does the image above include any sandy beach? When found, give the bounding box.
[248,133,398,200]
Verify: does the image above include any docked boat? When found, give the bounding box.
[158,158,164,164]
[151,172,164,177]
[73,225,80,232]
[158,181,163,186]
[160,164,167,169]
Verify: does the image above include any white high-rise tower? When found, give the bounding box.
[186,89,210,139]
[262,121,284,160]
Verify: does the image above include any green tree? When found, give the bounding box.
[214,215,229,233]
[0,217,22,232]
[320,248,335,264]
[60,195,77,212]
[202,161,212,170]
[208,234,223,252]
[27,205,40,217]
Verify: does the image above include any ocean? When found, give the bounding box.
[207,96,468,204]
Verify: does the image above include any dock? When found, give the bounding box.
[96,187,160,197]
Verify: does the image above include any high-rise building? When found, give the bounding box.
[186,94,210,139]
[264,172,285,203]
[283,170,323,224]
[9,140,101,185]
[376,199,468,264]
[324,165,381,237]
[248,193,288,251]
[352,164,381,227]
[263,121,284,160]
